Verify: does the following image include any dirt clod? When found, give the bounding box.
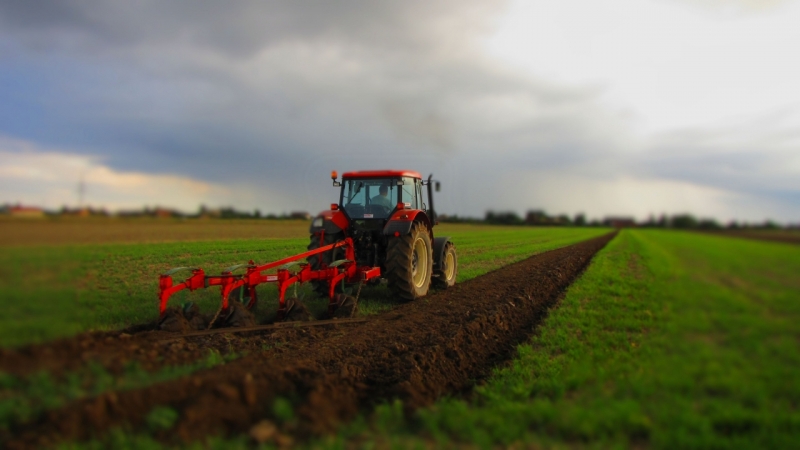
[157,307,189,333]
[249,420,277,443]
[215,383,240,401]
[331,295,358,319]
[221,301,257,328]
[283,298,314,322]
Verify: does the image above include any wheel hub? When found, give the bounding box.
[411,237,428,288]
[444,250,455,280]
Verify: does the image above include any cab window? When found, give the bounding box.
[341,178,399,219]
[401,177,418,209]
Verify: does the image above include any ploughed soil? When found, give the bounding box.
[0,308,345,379]
[0,322,369,380]
[3,233,615,449]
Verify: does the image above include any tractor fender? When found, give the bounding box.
[383,210,432,237]
[309,210,349,234]
[432,236,452,271]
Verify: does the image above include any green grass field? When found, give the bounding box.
[319,229,800,449]
[3,224,799,449]
[0,221,607,347]
[0,222,606,441]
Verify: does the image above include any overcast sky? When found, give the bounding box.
[1,0,798,223]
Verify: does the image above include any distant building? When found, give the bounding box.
[603,217,637,228]
[289,211,311,220]
[9,204,45,218]
[153,207,178,219]
[197,208,222,219]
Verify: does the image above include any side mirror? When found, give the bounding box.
[435,181,441,192]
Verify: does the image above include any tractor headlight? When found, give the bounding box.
[312,217,324,228]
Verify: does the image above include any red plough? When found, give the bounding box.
[158,237,380,323]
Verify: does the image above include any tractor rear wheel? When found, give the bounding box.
[386,221,433,301]
[307,231,345,297]
[433,241,457,289]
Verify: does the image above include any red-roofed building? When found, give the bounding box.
[9,204,45,218]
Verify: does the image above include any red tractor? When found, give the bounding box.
[156,170,456,327]
[308,170,458,301]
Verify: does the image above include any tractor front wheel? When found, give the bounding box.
[433,241,457,289]
[386,221,433,301]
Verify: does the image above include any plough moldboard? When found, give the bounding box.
[157,237,381,328]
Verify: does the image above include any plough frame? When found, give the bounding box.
[158,237,380,319]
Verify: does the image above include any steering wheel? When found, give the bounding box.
[366,204,392,216]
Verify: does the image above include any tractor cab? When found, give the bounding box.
[338,171,427,222]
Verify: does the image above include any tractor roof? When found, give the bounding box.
[342,170,422,179]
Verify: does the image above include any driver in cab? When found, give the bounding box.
[370,185,392,210]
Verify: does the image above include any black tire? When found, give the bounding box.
[307,232,345,297]
[433,241,457,289]
[386,221,433,301]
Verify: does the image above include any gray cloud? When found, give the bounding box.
[642,109,800,196]
[0,1,501,58]
[0,0,796,221]
[381,101,455,153]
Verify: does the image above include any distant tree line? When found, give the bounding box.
[435,210,797,230]
[4,201,796,229]
[438,210,594,226]
[18,204,315,220]
[638,214,786,230]
[465,210,597,227]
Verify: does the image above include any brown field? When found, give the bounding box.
[0,218,311,246]
[3,233,614,448]
[706,229,800,245]
[0,217,601,247]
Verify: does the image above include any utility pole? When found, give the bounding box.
[78,174,85,209]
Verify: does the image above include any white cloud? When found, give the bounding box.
[0,137,239,211]
[671,0,789,13]
[483,0,800,134]
[497,170,791,223]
